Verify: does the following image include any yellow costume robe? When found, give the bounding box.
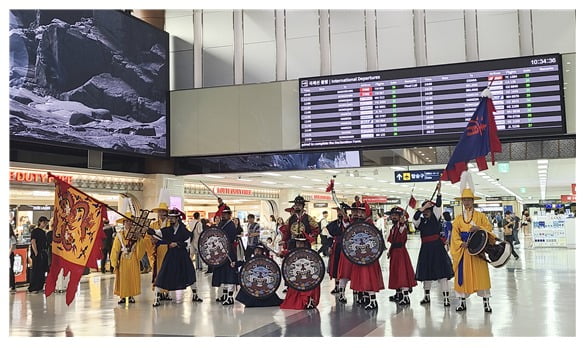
[111,229,145,298]
[149,219,170,291]
[450,209,495,295]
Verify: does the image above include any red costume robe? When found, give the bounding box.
[387,221,417,289]
[349,218,385,292]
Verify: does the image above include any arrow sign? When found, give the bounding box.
[394,169,444,183]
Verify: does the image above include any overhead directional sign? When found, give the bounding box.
[394,169,444,183]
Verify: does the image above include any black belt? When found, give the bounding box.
[391,242,404,249]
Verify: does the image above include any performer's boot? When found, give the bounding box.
[420,290,431,305]
[398,290,411,306]
[338,291,347,304]
[174,290,183,304]
[443,292,451,307]
[216,288,228,302]
[456,297,467,312]
[353,291,361,304]
[128,296,135,303]
[222,291,234,305]
[153,292,161,307]
[331,280,340,294]
[192,289,203,302]
[364,294,378,310]
[483,297,492,313]
[361,292,370,305]
[162,291,172,301]
[118,297,126,304]
[305,297,316,309]
[389,289,401,302]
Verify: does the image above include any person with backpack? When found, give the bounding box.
[503,211,520,260]
[512,215,521,246]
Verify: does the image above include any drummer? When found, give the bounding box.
[450,173,496,313]
[348,205,385,310]
[235,243,283,307]
[280,195,321,310]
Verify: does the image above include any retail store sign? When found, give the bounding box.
[485,196,516,201]
[387,198,401,204]
[561,195,576,203]
[313,203,329,208]
[9,171,72,185]
[214,187,253,196]
[362,196,388,203]
[312,194,332,201]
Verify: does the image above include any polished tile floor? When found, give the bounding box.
[8,234,576,337]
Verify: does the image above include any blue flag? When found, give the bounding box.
[441,94,502,184]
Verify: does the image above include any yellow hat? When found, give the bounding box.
[151,202,169,212]
[116,212,134,224]
[456,188,481,201]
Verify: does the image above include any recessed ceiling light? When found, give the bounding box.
[302,185,313,189]
[324,170,339,174]
[311,179,322,182]
[289,175,304,179]
[262,172,281,176]
[261,181,276,185]
[204,174,224,179]
[237,178,252,182]
[537,159,549,164]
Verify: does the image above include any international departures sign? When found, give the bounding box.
[394,169,444,183]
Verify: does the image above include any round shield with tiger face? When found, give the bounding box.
[240,257,281,298]
[342,221,385,265]
[198,227,229,266]
[281,248,325,291]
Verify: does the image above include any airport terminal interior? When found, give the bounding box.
[6,8,578,338]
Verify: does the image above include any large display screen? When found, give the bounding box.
[175,150,361,175]
[299,54,566,150]
[9,10,169,157]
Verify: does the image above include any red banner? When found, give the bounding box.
[311,194,332,201]
[45,173,106,305]
[361,196,388,203]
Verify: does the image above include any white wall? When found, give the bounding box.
[425,10,466,65]
[243,10,277,84]
[165,10,194,90]
[329,10,367,74]
[376,10,416,70]
[202,10,234,87]
[285,10,320,79]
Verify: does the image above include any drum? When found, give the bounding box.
[281,248,325,291]
[240,257,281,299]
[467,230,512,268]
[341,222,385,265]
[198,227,230,267]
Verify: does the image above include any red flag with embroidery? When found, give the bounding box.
[408,195,417,209]
[45,173,106,305]
[441,89,502,184]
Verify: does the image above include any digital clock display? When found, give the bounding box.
[299,54,566,150]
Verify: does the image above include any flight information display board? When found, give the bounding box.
[299,54,566,149]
